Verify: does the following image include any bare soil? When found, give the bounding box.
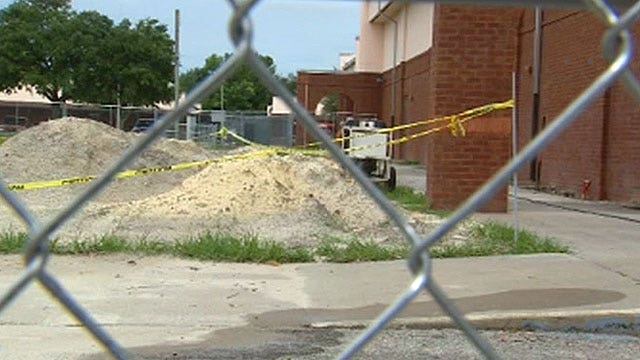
[0,117,464,247]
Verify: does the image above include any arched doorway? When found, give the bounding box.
[296,71,382,145]
[313,92,354,138]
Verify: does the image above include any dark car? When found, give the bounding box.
[1,116,27,134]
[131,118,156,133]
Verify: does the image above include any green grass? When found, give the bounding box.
[0,224,568,263]
[384,186,450,217]
[0,232,27,253]
[431,222,570,258]
[0,135,9,146]
[1,232,313,264]
[316,237,409,263]
[174,234,313,263]
[382,187,568,257]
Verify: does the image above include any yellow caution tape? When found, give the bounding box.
[305,99,514,148]
[7,148,278,192]
[344,106,506,154]
[7,100,513,192]
[214,127,258,146]
[7,176,97,191]
[214,127,329,158]
[447,116,466,137]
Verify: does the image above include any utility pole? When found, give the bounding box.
[116,86,122,130]
[220,84,224,110]
[173,8,181,138]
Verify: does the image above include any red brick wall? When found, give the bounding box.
[423,5,518,212]
[517,10,640,203]
[380,50,433,163]
[427,116,511,212]
[606,82,640,202]
[378,4,518,167]
[297,4,519,212]
[431,5,519,116]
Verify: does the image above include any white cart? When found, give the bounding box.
[341,117,397,191]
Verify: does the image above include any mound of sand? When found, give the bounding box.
[0,117,211,183]
[76,152,461,247]
[113,154,386,224]
[0,117,217,206]
[0,117,452,247]
[64,153,404,245]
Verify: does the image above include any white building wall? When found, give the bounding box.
[355,2,384,72]
[356,1,434,72]
[404,2,434,61]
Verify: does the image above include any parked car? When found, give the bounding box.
[0,124,25,133]
[1,115,27,134]
[131,118,156,133]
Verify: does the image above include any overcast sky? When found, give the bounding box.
[0,0,362,76]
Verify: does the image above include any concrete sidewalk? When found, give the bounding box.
[1,251,640,359]
[475,188,640,283]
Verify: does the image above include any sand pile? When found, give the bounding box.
[0,118,449,246]
[67,154,396,245]
[0,117,214,205]
[113,154,385,224]
[0,117,211,183]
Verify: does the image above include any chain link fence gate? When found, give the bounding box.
[1,0,639,358]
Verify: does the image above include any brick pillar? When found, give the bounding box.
[426,116,511,212]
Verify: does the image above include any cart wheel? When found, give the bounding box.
[387,166,397,191]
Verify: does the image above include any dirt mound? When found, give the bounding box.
[117,154,384,223]
[0,117,217,206]
[0,118,450,246]
[61,153,424,245]
[0,117,210,183]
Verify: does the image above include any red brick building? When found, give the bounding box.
[517,9,640,204]
[298,2,517,211]
[298,3,640,208]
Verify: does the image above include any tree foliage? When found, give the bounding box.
[0,0,173,105]
[321,93,340,116]
[181,53,295,111]
[75,18,174,105]
[277,73,297,95]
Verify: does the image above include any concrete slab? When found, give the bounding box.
[475,188,640,283]
[1,253,640,359]
[393,162,427,194]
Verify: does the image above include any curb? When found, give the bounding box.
[309,309,640,335]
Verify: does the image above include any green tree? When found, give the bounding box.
[74,18,174,105]
[0,0,74,101]
[180,53,278,111]
[276,73,297,95]
[321,94,340,116]
[0,0,174,106]
[62,10,115,102]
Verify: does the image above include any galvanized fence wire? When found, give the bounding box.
[0,0,639,359]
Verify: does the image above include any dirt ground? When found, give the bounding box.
[0,117,468,247]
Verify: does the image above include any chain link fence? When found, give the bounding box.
[189,110,294,147]
[0,102,160,131]
[1,0,639,359]
[0,101,293,147]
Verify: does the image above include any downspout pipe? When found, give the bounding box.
[531,7,543,183]
[378,1,398,157]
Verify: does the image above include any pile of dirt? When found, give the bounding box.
[66,153,406,245]
[122,154,385,224]
[0,117,454,247]
[0,117,211,183]
[0,117,214,205]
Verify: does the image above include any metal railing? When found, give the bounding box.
[2,0,640,359]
